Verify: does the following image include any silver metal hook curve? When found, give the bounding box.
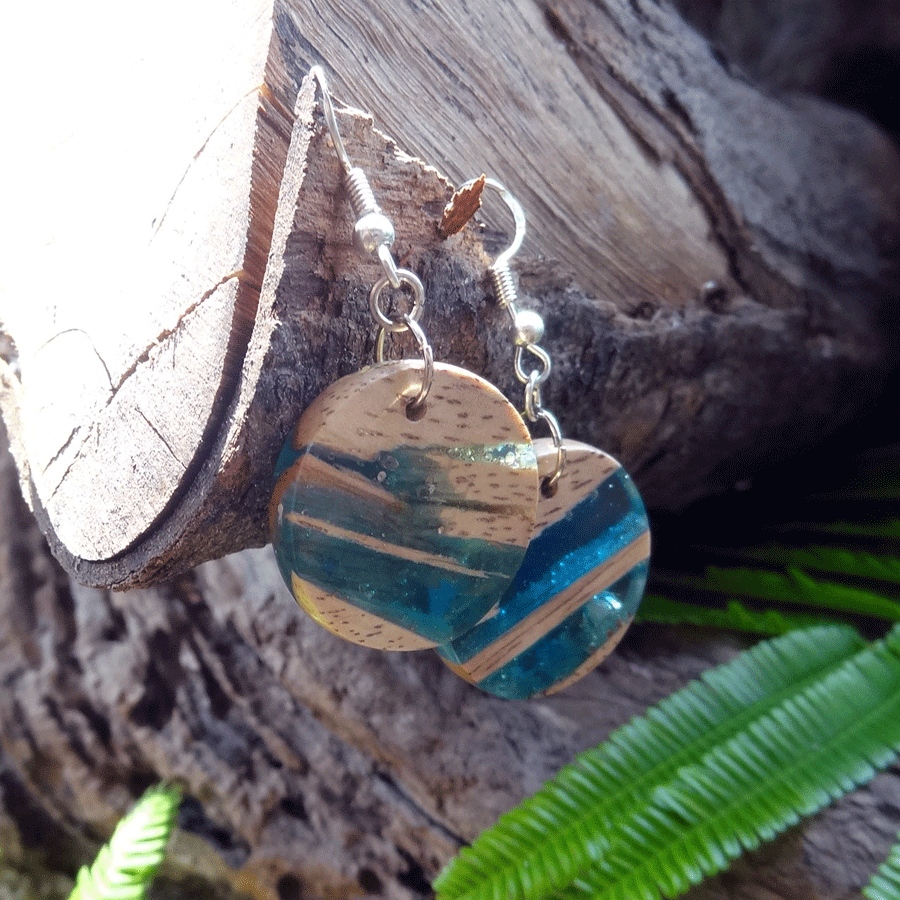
[457,176,526,271]
[310,66,352,175]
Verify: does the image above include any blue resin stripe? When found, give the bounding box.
[275,442,532,565]
[269,362,539,650]
[272,447,528,640]
[477,564,649,699]
[437,440,650,697]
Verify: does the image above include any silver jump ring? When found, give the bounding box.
[375,315,434,409]
[535,408,566,489]
[369,269,425,332]
[406,315,435,410]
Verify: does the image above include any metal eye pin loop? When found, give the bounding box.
[311,66,433,405]
[514,343,552,388]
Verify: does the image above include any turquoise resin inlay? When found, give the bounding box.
[271,439,532,643]
[477,564,649,699]
[437,447,650,698]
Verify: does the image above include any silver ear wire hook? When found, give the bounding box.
[456,176,526,321]
[310,66,401,288]
[308,66,433,409]
[457,176,566,489]
[310,66,352,176]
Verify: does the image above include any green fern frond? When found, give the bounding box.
[812,470,900,501]
[804,518,900,539]
[433,625,865,900]
[655,566,900,621]
[557,626,900,900]
[742,544,900,585]
[69,784,181,900]
[863,830,900,900]
[635,595,838,635]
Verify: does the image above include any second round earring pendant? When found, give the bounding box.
[435,177,651,698]
[437,438,650,697]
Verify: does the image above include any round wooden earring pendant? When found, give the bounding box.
[269,361,539,650]
[437,438,650,698]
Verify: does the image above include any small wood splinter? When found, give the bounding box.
[438,174,486,238]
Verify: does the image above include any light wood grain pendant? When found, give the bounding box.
[270,361,538,650]
[436,439,650,697]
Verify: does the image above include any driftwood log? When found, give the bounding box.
[1,0,899,587]
[4,425,900,900]
[2,0,900,898]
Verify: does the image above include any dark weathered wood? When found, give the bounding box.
[3,425,900,898]
[1,0,899,588]
[674,0,900,98]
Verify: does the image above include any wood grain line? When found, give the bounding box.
[462,530,651,681]
[290,571,436,650]
[285,512,499,578]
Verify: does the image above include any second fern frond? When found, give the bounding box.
[68,784,181,900]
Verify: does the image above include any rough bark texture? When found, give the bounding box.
[4,427,900,900]
[3,1,900,899]
[1,0,899,588]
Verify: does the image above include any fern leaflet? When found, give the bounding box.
[655,566,900,620]
[68,784,180,900]
[863,829,900,900]
[804,518,900,539]
[741,544,900,585]
[636,595,837,635]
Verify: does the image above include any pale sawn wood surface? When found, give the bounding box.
[0,0,898,587]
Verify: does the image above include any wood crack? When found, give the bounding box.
[375,770,467,848]
[108,270,245,400]
[151,87,262,239]
[138,409,187,471]
[534,0,758,302]
[47,421,98,502]
[33,328,114,391]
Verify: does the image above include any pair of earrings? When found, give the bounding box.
[269,68,650,699]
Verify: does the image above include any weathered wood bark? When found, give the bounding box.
[673,0,900,106]
[1,0,899,587]
[3,2,900,899]
[3,426,900,900]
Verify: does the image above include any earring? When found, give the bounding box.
[269,71,540,651]
[435,179,651,698]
